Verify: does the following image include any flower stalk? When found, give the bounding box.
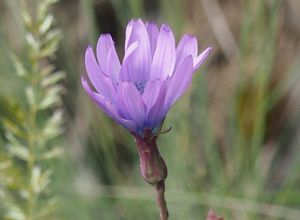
[133,128,168,219]
[155,180,169,220]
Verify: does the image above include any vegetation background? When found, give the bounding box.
[0,0,300,219]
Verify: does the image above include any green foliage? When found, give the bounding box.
[0,0,64,219]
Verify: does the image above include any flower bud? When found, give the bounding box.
[134,128,167,185]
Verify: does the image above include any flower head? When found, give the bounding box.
[82,19,211,135]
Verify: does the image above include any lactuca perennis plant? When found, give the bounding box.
[82,19,211,219]
[1,0,64,219]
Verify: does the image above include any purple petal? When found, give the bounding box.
[193,47,212,70]
[85,47,117,103]
[107,48,121,86]
[143,81,167,129]
[85,46,102,90]
[125,20,134,51]
[117,81,146,130]
[145,21,159,57]
[123,41,139,61]
[120,41,139,81]
[143,80,163,111]
[81,77,137,131]
[175,34,198,69]
[122,19,151,82]
[107,105,138,132]
[165,55,194,107]
[96,34,121,80]
[150,24,176,80]
[81,77,116,118]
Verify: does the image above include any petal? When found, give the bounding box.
[96,34,121,79]
[150,24,176,80]
[193,47,212,70]
[106,104,138,132]
[165,56,194,107]
[85,47,117,103]
[117,81,146,130]
[143,81,167,129]
[125,20,134,51]
[81,77,137,131]
[122,19,151,82]
[98,74,118,104]
[145,21,159,57]
[85,46,102,91]
[123,41,139,61]
[107,47,121,86]
[120,41,139,81]
[143,80,164,112]
[175,34,198,69]
[81,77,115,118]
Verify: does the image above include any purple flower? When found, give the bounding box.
[82,19,211,135]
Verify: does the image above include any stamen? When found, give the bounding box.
[135,81,146,94]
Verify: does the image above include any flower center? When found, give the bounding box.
[135,81,146,94]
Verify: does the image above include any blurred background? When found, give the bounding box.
[1,0,300,219]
